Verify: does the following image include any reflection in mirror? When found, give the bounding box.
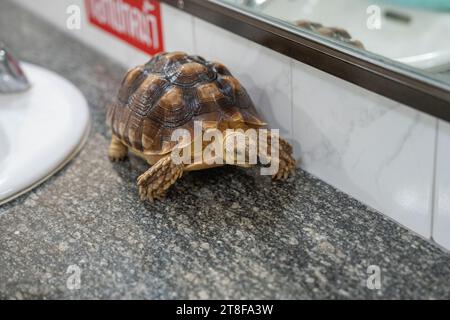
[225,0,450,86]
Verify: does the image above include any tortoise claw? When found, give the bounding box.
[108,154,127,162]
[108,136,128,162]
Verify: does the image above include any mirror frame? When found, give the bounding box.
[162,0,450,122]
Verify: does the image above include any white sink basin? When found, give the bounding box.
[261,0,450,71]
[0,63,89,205]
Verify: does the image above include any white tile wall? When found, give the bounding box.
[13,0,148,67]
[10,1,450,247]
[161,3,195,54]
[433,120,450,249]
[291,60,437,238]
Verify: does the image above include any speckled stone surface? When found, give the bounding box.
[1,1,450,300]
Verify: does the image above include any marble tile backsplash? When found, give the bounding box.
[14,0,150,68]
[10,2,449,249]
[291,60,437,238]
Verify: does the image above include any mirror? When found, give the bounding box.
[222,0,450,87]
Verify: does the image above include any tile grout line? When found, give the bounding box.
[191,15,197,53]
[430,119,440,241]
[289,58,294,143]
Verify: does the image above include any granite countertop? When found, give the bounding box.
[1,1,450,300]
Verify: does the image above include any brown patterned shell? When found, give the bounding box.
[107,52,265,155]
[295,20,364,49]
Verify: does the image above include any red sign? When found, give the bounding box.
[85,0,164,56]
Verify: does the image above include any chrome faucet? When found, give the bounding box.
[0,43,30,93]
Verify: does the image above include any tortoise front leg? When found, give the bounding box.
[108,135,128,161]
[258,133,296,180]
[137,155,184,202]
[270,135,296,180]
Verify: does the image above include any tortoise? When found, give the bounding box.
[295,20,364,49]
[106,52,296,202]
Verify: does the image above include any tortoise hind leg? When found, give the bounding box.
[108,135,128,161]
[137,155,184,202]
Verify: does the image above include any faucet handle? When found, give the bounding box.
[0,43,31,94]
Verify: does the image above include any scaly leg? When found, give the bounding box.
[108,135,128,161]
[224,131,295,180]
[137,155,184,202]
[263,133,296,180]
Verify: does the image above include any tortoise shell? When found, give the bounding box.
[107,52,265,155]
[295,20,364,49]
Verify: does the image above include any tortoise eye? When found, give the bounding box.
[213,63,231,76]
